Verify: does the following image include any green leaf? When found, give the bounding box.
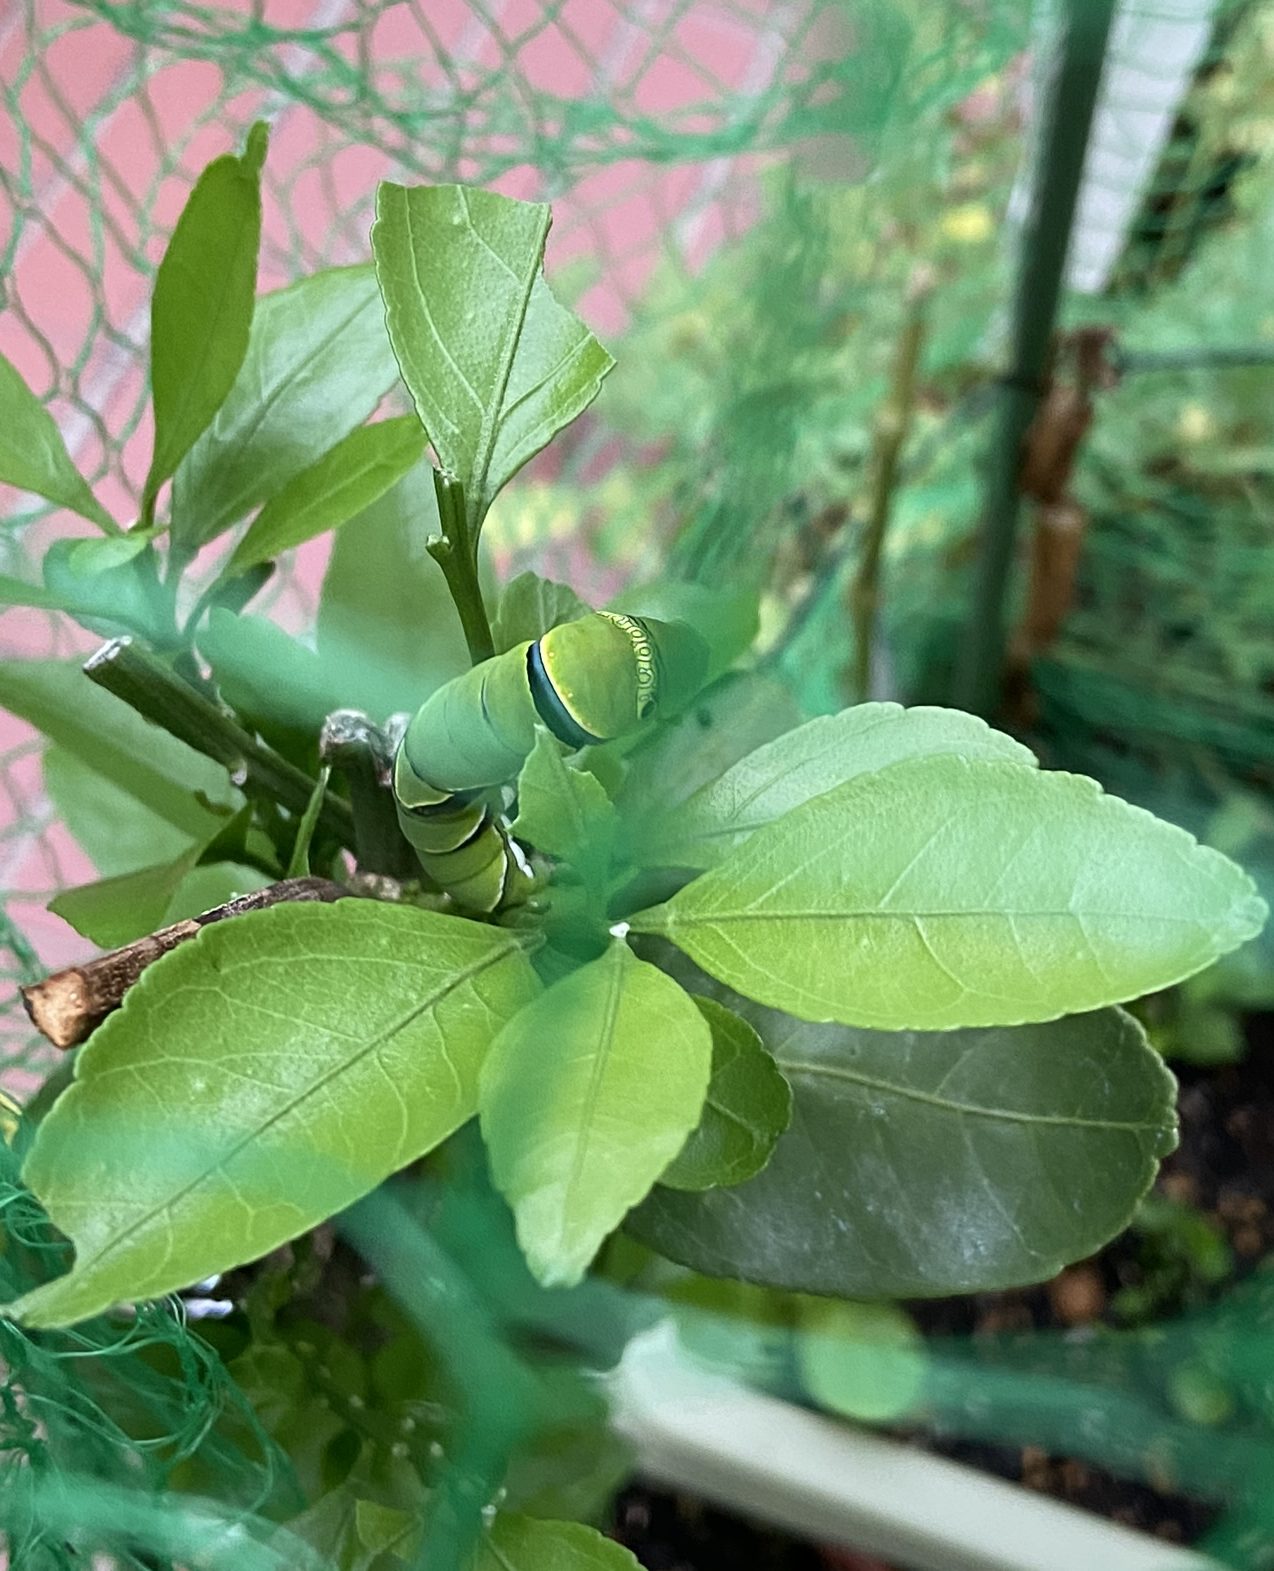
[644,703,1037,869]
[0,572,60,610]
[795,1298,926,1422]
[68,533,157,575]
[0,661,238,842]
[0,352,114,529]
[493,570,591,653]
[42,746,198,878]
[480,941,711,1287]
[173,265,399,546]
[43,540,169,643]
[162,861,271,923]
[661,997,791,1191]
[355,1499,419,1562]
[143,124,266,512]
[618,671,802,838]
[473,1516,641,1571]
[511,726,617,873]
[48,857,272,949]
[371,183,614,530]
[317,462,468,719]
[287,766,331,878]
[632,1003,1178,1297]
[632,757,1268,1029]
[7,901,540,1328]
[49,853,200,948]
[227,417,428,574]
[199,608,343,758]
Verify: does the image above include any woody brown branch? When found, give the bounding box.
[21,877,345,1051]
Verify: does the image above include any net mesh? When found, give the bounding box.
[4,0,1274,1564]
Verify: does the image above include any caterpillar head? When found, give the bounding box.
[535,613,707,744]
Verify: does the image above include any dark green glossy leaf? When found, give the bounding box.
[318,462,469,720]
[0,660,238,842]
[493,570,591,653]
[8,901,540,1327]
[173,266,399,545]
[144,124,266,512]
[632,1004,1178,1297]
[480,941,711,1287]
[0,352,114,529]
[661,997,791,1191]
[227,417,428,574]
[644,703,1035,869]
[633,757,1268,1029]
[371,183,614,529]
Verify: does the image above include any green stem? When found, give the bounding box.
[428,469,495,666]
[954,0,1117,719]
[84,637,356,848]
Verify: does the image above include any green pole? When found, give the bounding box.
[955,0,1118,718]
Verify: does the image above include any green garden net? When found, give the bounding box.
[4,0,1274,1566]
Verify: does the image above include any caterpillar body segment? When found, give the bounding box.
[393,612,708,913]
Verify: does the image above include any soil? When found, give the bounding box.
[610,1013,1274,1569]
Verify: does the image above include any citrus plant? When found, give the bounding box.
[0,132,1266,1556]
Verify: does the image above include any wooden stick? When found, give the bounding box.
[21,877,345,1051]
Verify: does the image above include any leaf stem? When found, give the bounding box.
[83,637,356,848]
[428,468,495,666]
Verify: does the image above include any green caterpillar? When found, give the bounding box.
[393,611,708,912]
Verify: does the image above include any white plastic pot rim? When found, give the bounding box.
[610,1323,1222,1571]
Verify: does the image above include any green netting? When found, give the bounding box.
[4,0,1274,1566]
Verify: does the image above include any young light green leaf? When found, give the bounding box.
[0,352,114,529]
[511,726,617,872]
[632,756,1267,1029]
[660,997,791,1191]
[42,539,169,643]
[474,1516,642,1571]
[493,570,591,653]
[68,533,158,575]
[645,703,1036,869]
[143,123,266,512]
[371,183,614,530]
[173,265,399,546]
[480,941,711,1287]
[7,901,540,1328]
[796,1299,927,1423]
[0,661,238,842]
[227,417,428,574]
[632,1003,1177,1297]
[317,462,469,719]
[287,766,330,878]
